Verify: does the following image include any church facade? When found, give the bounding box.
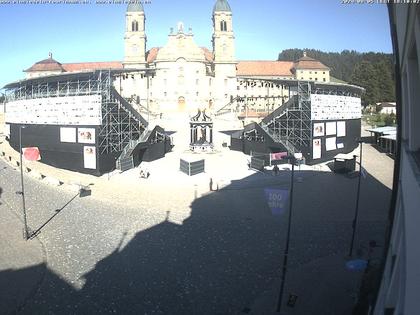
[23,0,331,117]
[119,0,243,114]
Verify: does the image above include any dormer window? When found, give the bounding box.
[132,20,139,32]
[220,20,227,31]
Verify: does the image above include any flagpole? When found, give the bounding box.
[276,155,295,313]
[349,139,363,257]
[19,126,29,240]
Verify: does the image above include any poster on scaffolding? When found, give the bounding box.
[4,124,10,138]
[326,137,337,151]
[5,95,102,125]
[78,128,95,144]
[326,121,337,136]
[310,94,361,120]
[313,122,325,137]
[83,146,96,169]
[60,127,76,143]
[313,138,321,159]
[337,121,346,137]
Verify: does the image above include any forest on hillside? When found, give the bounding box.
[277,49,395,106]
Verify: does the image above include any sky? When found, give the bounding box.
[0,0,392,89]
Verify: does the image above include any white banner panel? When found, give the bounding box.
[337,121,346,137]
[78,128,95,144]
[83,146,96,169]
[5,95,102,125]
[326,121,337,136]
[313,138,321,159]
[313,123,325,137]
[326,137,337,151]
[4,124,10,137]
[311,94,361,120]
[60,127,76,143]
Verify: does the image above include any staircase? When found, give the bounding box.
[109,87,151,172]
[261,95,297,125]
[116,129,152,172]
[214,96,241,117]
[260,125,296,155]
[111,87,148,127]
[259,95,298,155]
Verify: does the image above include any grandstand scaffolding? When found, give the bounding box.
[259,81,312,155]
[4,70,159,172]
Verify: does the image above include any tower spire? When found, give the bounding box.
[123,3,147,67]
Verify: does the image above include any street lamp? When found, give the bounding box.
[18,125,29,240]
[276,154,296,314]
[146,71,150,131]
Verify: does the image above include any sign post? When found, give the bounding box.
[349,140,363,257]
[19,126,29,240]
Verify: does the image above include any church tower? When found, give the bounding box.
[212,0,235,63]
[211,0,236,110]
[124,3,147,68]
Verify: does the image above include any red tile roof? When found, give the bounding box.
[236,61,294,77]
[146,47,160,63]
[24,57,64,72]
[62,61,123,72]
[293,56,329,70]
[201,47,214,62]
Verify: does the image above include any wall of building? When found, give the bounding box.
[7,123,107,175]
[235,79,290,113]
[152,60,212,113]
[26,70,63,79]
[309,119,360,164]
[374,5,420,314]
[295,69,330,82]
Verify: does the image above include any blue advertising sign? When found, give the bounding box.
[345,259,368,271]
[264,188,289,215]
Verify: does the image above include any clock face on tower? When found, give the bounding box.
[131,45,138,54]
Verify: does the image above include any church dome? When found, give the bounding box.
[213,0,231,13]
[127,2,144,12]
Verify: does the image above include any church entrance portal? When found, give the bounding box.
[178,96,186,111]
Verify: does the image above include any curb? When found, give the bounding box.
[1,150,65,188]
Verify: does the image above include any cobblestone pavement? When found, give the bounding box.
[0,123,394,314]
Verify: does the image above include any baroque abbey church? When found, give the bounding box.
[24,0,331,117]
[6,0,362,174]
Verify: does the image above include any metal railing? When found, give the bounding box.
[116,129,152,171]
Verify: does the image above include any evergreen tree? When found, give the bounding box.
[350,61,380,106]
[376,60,395,102]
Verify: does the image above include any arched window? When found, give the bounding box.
[132,20,139,32]
[220,20,227,32]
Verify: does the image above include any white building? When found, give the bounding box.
[373,4,420,314]
[376,102,397,115]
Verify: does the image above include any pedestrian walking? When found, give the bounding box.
[209,177,213,191]
[273,164,279,176]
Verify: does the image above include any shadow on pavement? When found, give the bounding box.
[2,168,392,315]
[28,192,80,240]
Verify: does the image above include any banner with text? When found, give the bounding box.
[264,188,289,215]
